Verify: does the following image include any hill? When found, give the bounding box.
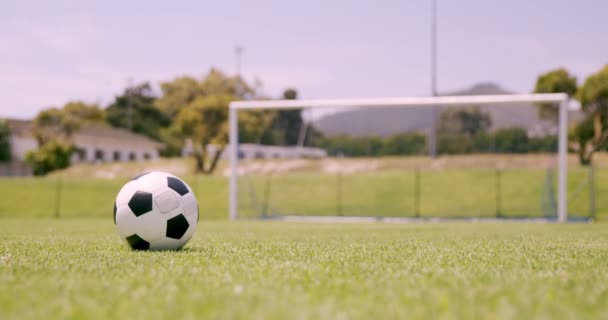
[313,83,581,137]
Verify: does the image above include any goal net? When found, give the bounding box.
[227,93,593,222]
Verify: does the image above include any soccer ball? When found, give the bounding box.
[114,171,198,250]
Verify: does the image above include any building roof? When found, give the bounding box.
[4,119,34,137]
[3,118,163,149]
[74,125,164,149]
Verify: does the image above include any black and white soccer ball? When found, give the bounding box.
[114,171,198,250]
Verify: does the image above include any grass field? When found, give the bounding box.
[1,219,607,319]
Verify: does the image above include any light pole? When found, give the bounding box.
[126,77,134,131]
[235,45,244,97]
[431,0,437,97]
[429,0,439,157]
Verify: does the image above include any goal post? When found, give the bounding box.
[228,93,570,222]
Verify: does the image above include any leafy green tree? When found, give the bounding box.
[200,68,253,98]
[0,119,11,162]
[494,128,529,153]
[438,106,491,136]
[156,69,260,157]
[238,108,276,143]
[436,106,491,155]
[156,76,205,119]
[106,82,169,141]
[528,135,557,153]
[472,132,492,153]
[576,65,608,164]
[259,88,303,146]
[315,135,384,157]
[172,94,230,174]
[534,68,578,120]
[172,95,275,173]
[25,140,74,176]
[33,101,106,144]
[156,69,254,119]
[380,133,426,155]
[438,134,474,154]
[28,101,104,175]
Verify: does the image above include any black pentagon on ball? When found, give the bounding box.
[130,172,150,181]
[113,202,117,224]
[128,191,153,217]
[167,176,189,196]
[126,234,150,250]
[166,213,190,239]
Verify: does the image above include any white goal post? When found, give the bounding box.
[228,93,570,222]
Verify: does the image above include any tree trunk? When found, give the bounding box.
[194,151,205,173]
[204,147,224,174]
[579,148,592,166]
[593,111,602,143]
[577,139,593,166]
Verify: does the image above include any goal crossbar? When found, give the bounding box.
[230,93,567,110]
[228,93,570,222]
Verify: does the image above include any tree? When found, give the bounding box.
[156,69,260,156]
[380,133,426,155]
[0,119,11,162]
[576,65,608,164]
[25,140,74,176]
[33,101,106,144]
[238,108,276,143]
[534,68,578,119]
[494,128,529,153]
[171,94,231,174]
[438,106,491,136]
[155,76,205,119]
[106,82,169,141]
[200,68,253,98]
[259,88,304,145]
[436,106,491,154]
[156,69,254,119]
[28,101,105,175]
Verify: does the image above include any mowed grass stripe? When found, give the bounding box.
[0,219,607,319]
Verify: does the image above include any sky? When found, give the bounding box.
[1,0,606,119]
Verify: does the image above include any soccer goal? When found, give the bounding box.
[227,93,586,222]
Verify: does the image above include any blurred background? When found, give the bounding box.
[0,0,606,220]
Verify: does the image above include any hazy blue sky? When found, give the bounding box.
[1,0,606,119]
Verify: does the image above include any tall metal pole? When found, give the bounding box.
[414,168,420,217]
[229,106,239,220]
[495,168,502,217]
[126,77,134,131]
[54,175,62,218]
[235,46,243,75]
[230,45,244,220]
[337,172,343,216]
[429,0,439,157]
[431,0,437,97]
[589,163,596,219]
[557,99,568,222]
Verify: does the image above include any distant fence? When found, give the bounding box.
[0,161,32,176]
[0,175,228,220]
[0,167,603,221]
[239,165,602,220]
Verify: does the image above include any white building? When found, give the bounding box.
[6,119,37,162]
[70,126,163,163]
[232,143,327,159]
[5,119,163,165]
[182,139,327,160]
